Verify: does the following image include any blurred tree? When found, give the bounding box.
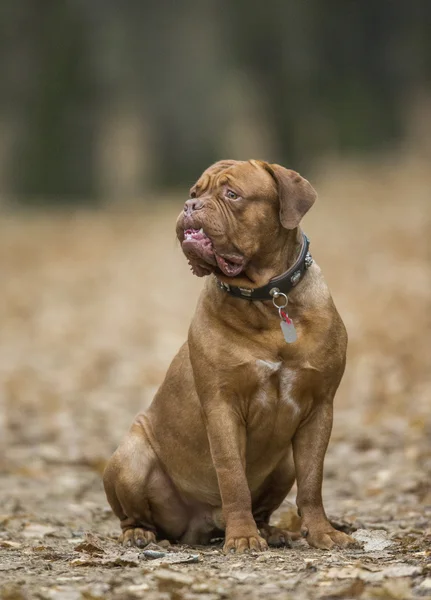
[0,0,429,201]
[1,1,99,202]
[226,0,431,169]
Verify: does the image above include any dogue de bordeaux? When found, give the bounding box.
[103,160,356,553]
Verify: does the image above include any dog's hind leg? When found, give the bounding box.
[103,422,188,547]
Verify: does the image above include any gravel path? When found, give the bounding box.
[1,159,430,599]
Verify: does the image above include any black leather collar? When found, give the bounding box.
[216,232,313,301]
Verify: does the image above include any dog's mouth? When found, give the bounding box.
[182,228,244,278]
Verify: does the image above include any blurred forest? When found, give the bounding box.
[0,0,430,203]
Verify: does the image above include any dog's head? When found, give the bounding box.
[176,160,317,286]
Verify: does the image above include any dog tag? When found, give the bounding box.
[280,313,297,344]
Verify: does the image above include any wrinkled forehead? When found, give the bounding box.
[193,160,276,197]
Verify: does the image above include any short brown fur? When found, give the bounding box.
[103,159,355,553]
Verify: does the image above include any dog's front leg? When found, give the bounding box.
[293,399,356,549]
[204,402,268,554]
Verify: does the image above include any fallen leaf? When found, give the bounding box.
[80,583,110,600]
[382,564,422,578]
[73,533,105,555]
[69,558,99,568]
[352,529,393,552]
[320,578,365,599]
[22,524,56,539]
[0,541,21,549]
[141,551,200,567]
[325,563,422,583]
[126,583,150,593]
[232,572,259,582]
[276,505,301,532]
[107,554,140,568]
[0,583,28,600]
[325,567,379,583]
[71,550,141,568]
[368,579,412,599]
[154,568,195,589]
[35,586,82,600]
[419,579,431,590]
[141,549,167,560]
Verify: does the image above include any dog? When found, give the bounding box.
[103,159,355,553]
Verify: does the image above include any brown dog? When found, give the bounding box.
[103,159,355,553]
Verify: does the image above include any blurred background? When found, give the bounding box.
[1,1,431,202]
[0,0,430,570]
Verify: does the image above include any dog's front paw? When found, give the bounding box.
[224,533,268,554]
[302,524,357,550]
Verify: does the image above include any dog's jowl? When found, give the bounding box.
[103,159,356,553]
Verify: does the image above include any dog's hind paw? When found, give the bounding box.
[119,527,156,548]
[258,524,298,547]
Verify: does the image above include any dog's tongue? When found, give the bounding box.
[215,254,244,277]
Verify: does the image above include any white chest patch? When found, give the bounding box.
[255,359,282,373]
[279,368,300,415]
[254,361,300,415]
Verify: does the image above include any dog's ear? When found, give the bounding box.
[263,163,317,229]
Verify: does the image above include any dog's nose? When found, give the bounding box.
[184,198,204,216]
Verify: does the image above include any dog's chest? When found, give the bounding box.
[253,359,301,417]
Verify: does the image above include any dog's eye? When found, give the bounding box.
[190,190,196,198]
[226,190,239,200]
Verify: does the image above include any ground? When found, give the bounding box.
[0,155,430,599]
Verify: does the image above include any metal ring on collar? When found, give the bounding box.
[271,291,288,309]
